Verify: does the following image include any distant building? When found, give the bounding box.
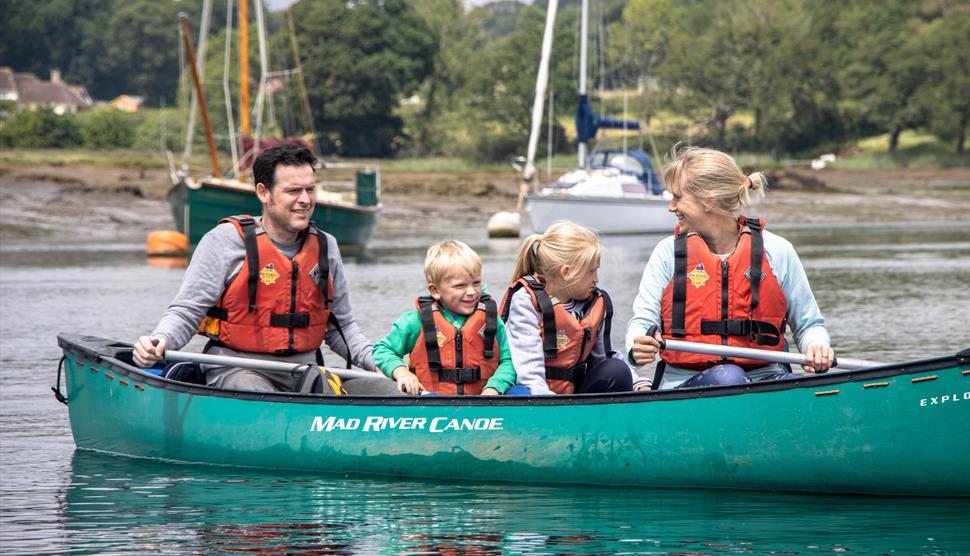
[0,67,93,114]
[110,94,144,112]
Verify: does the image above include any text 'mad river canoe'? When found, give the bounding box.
[56,334,970,497]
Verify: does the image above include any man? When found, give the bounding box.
[133,143,398,395]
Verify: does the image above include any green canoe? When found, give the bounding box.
[167,172,381,249]
[56,334,970,496]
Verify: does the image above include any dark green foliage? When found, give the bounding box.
[76,109,135,149]
[290,0,436,157]
[0,108,83,148]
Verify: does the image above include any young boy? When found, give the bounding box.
[373,240,517,395]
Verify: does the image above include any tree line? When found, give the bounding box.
[1,0,967,159]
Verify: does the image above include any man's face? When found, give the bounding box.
[256,164,316,238]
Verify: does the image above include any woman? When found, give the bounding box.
[625,146,834,389]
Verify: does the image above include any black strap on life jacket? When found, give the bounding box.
[311,223,331,307]
[700,318,782,346]
[481,294,497,359]
[417,296,444,372]
[235,216,260,312]
[671,231,688,338]
[598,288,615,357]
[326,312,352,369]
[745,217,764,311]
[545,361,588,385]
[522,277,559,358]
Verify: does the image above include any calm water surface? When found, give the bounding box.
[2,218,969,554]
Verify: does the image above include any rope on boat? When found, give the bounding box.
[51,356,68,405]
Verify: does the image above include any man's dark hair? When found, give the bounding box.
[252,143,317,191]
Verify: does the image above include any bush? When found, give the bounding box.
[76,108,135,149]
[0,108,83,148]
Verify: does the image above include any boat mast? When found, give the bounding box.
[287,7,320,154]
[239,0,250,137]
[179,13,221,178]
[223,0,240,178]
[251,0,269,152]
[523,0,559,186]
[578,0,589,169]
[180,0,213,172]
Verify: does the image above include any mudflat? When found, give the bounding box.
[1,158,967,243]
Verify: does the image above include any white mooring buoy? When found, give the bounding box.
[486,211,522,238]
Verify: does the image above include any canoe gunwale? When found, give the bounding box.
[58,333,970,407]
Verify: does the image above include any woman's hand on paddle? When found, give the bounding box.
[631,329,663,365]
[133,336,165,368]
[802,344,835,373]
[392,366,425,395]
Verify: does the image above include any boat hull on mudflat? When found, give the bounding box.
[57,334,970,496]
[167,178,380,249]
[525,194,675,234]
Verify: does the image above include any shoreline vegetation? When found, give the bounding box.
[0,142,968,244]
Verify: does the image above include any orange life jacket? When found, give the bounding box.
[408,296,499,395]
[198,215,335,355]
[500,276,613,394]
[660,217,788,370]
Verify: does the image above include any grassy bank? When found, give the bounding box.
[2,131,966,178]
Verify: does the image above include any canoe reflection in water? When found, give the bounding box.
[60,451,970,554]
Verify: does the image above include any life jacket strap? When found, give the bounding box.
[434,366,482,384]
[744,217,764,311]
[522,276,559,358]
[206,306,229,320]
[700,318,782,346]
[417,296,442,371]
[481,294,497,359]
[598,288,615,356]
[671,231,688,337]
[545,362,587,384]
[312,224,332,307]
[233,216,260,312]
[269,312,310,328]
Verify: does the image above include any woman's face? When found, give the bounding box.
[667,178,708,233]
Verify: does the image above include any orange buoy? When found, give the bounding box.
[146,255,189,269]
[146,230,189,257]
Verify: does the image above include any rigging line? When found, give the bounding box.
[223,0,240,178]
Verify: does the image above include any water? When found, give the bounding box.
[2,217,970,554]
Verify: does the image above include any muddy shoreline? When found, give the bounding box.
[1,160,967,244]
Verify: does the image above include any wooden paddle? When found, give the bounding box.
[163,349,390,381]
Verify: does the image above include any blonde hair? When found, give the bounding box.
[511,222,600,288]
[424,240,482,285]
[663,145,767,217]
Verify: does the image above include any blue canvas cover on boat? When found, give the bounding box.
[575,95,640,142]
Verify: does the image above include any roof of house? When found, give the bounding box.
[0,67,17,94]
[6,70,91,108]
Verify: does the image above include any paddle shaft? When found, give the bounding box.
[164,349,390,381]
[660,338,880,371]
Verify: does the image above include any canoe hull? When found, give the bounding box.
[58,335,970,496]
[167,178,380,249]
[525,194,676,234]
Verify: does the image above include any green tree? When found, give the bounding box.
[837,0,929,152]
[914,6,970,153]
[290,0,436,156]
[0,108,82,148]
[77,108,135,148]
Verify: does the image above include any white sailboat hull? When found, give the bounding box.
[525,194,676,234]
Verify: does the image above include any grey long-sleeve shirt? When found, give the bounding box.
[151,220,375,371]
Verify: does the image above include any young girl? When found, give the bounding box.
[501,222,648,395]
